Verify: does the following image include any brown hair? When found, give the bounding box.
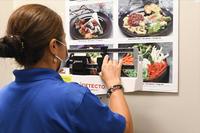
[0,4,64,66]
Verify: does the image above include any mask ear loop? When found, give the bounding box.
[54,40,69,72]
[55,55,63,62]
[56,40,67,47]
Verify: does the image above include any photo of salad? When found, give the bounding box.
[119,2,173,37]
[119,43,172,83]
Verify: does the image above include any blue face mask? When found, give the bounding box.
[55,40,68,72]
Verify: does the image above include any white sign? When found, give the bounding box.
[64,0,179,94]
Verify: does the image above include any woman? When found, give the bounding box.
[0,4,133,133]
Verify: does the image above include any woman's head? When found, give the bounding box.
[0,4,67,70]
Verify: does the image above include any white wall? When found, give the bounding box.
[0,0,12,36]
[0,0,15,87]
[0,0,200,133]
[13,0,66,23]
[128,1,200,133]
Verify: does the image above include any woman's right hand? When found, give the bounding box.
[100,55,123,88]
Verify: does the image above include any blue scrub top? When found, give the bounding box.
[0,68,125,133]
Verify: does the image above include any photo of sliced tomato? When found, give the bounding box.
[147,61,168,81]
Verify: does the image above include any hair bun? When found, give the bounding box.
[0,35,23,58]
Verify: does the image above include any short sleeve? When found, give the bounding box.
[72,89,125,133]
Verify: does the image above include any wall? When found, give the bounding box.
[0,0,200,133]
[128,1,200,133]
[0,0,15,87]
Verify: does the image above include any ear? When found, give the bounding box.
[48,39,59,55]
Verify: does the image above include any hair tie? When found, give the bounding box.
[9,35,24,51]
[21,41,24,49]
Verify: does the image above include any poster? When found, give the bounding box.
[64,0,179,94]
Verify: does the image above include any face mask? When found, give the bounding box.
[55,55,68,72]
[54,40,68,72]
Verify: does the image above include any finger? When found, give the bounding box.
[103,55,109,64]
[113,60,118,66]
[118,59,123,69]
[108,59,113,64]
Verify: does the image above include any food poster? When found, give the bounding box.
[65,0,179,94]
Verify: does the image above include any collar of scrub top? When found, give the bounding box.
[13,68,63,82]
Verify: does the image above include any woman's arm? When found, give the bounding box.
[100,55,133,133]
